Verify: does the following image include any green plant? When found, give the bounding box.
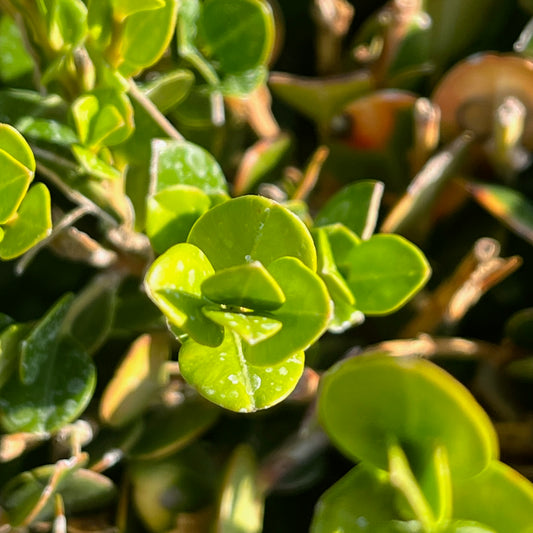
[0,0,533,531]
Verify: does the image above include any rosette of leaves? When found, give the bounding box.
[145,195,332,412]
[312,353,533,532]
[313,180,431,332]
[0,123,52,260]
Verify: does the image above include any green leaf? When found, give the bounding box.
[20,294,74,385]
[216,445,264,533]
[311,464,407,533]
[142,69,195,113]
[0,295,96,433]
[111,0,165,20]
[315,180,384,239]
[0,463,115,526]
[128,399,220,459]
[199,0,274,73]
[220,67,267,96]
[0,183,52,260]
[72,145,121,180]
[313,228,362,333]
[0,324,31,391]
[468,182,533,246]
[0,123,36,171]
[0,151,33,225]
[146,185,211,253]
[47,0,88,51]
[344,234,431,315]
[118,0,179,77]
[318,354,498,479]
[453,460,533,532]
[203,308,282,345]
[242,257,331,366]
[144,242,224,347]
[16,117,78,146]
[100,334,169,427]
[151,138,228,194]
[201,261,285,311]
[320,223,361,275]
[187,195,317,271]
[269,71,374,125]
[0,15,34,81]
[72,88,134,148]
[179,330,304,412]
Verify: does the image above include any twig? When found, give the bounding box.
[127,78,184,140]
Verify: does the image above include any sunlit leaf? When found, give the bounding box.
[318,354,498,479]
[187,195,317,271]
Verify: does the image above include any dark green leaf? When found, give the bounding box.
[0,15,34,81]
[199,0,274,73]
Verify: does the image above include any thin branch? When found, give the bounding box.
[127,78,184,140]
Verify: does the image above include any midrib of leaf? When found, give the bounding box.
[232,331,255,409]
[204,11,260,56]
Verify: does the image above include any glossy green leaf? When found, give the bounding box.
[216,444,264,533]
[344,234,431,315]
[72,145,121,180]
[151,138,228,194]
[201,261,285,311]
[188,195,317,271]
[142,69,195,113]
[318,354,498,479]
[100,333,169,427]
[200,0,274,73]
[234,133,292,195]
[0,122,35,171]
[243,257,331,366]
[468,182,533,246]
[72,88,133,147]
[0,295,95,433]
[146,185,211,253]
[67,274,119,355]
[21,294,75,385]
[203,308,282,345]
[0,313,14,333]
[220,67,267,96]
[144,242,224,346]
[180,330,304,412]
[47,0,88,51]
[313,227,362,333]
[118,0,179,77]
[269,71,374,124]
[0,15,34,81]
[453,460,533,532]
[0,151,33,225]
[0,456,85,526]
[128,399,220,460]
[0,462,115,526]
[111,0,165,20]
[321,223,361,275]
[315,181,384,240]
[0,324,31,390]
[311,464,409,533]
[16,117,78,146]
[0,183,52,260]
